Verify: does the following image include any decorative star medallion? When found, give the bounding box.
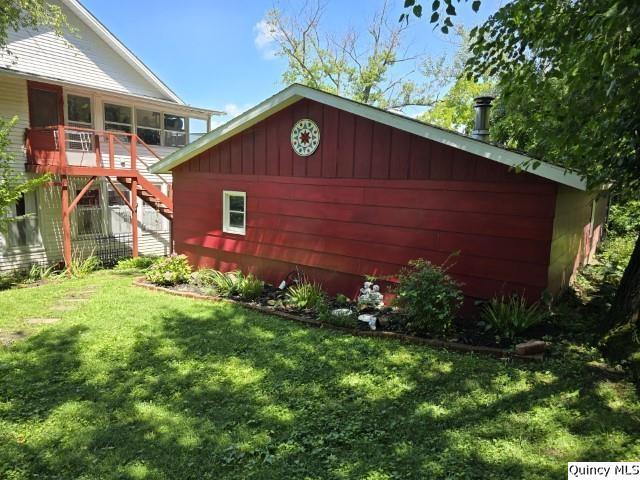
[291,118,320,157]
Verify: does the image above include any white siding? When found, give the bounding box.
[0,76,173,272]
[1,176,171,272]
[0,0,172,101]
[0,75,29,171]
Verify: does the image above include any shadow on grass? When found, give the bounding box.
[0,300,638,479]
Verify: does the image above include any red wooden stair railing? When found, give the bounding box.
[25,125,175,268]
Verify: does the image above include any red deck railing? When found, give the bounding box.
[25,125,175,269]
[25,125,169,187]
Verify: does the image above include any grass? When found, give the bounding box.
[0,271,639,479]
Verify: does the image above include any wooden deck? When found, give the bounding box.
[25,125,174,267]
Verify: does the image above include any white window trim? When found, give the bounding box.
[103,101,133,134]
[2,191,43,250]
[64,92,94,129]
[222,190,246,235]
[72,180,107,239]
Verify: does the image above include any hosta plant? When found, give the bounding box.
[145,254,192,286]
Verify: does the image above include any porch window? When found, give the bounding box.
[222,190,246,235]
[136,109,162,146]
[6,193,40,248]
[164,114,186,147]
[104,103,132,134]
[75,184,104,236]
[67,95,92,128]
[66,94,93,151]
[189,118,207,143]
[107,185,130,206]
[143,183,169,232]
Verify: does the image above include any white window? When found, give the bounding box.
[136,108,162,146]
[74,183,104,237]
[143,183,169,232]
[104,103,132,134]
[66,94,94,151]
[163,114,186,147]
[67,94,92,129]
[223,191,246,235]
[5,193,41,248]
[189,118,207,143]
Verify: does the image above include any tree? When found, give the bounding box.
[0,117,49,226]
[0,1,68,225]
[263,1,461,111]
[406,0,640,348]
[420,76,492,133]
[0,0,69,54]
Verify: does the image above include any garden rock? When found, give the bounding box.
[515,340,548,356]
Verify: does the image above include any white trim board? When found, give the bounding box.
[151,83,587,191]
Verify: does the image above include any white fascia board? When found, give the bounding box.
[152,84,588,191]
[64,0,184,105]
[152,88,302,173]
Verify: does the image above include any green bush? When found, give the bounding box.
[335,293,351,306]
[238,273,264,300]
[208,270,243,297]
[599,235,636,278]
[608,200,640,237]
[480,295,547,340]
[69,255,102,278]
[392,258,463,335]
[145,254,192,286]
[285,281,325,311]
[115,256,159,271]
[189,268,220,288]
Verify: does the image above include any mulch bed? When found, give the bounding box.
[134,278,544,362]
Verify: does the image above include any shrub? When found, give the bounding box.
[145,254,192,286]
[599,235,636,278]
[189,268,220,288]
[480,295,547,340]
[208,270,243,297]
[68,255,102,278]
[285,281,325,311]
[392,258,463,335]
[607,200,640,237]
[238,273,264,300]
[335,293,351,306]
[23,263,58,283]
[115,256,158,271]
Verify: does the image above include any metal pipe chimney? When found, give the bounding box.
[472,95,494,141]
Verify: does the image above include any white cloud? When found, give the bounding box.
[210,102,255,129]
[253,18,278,60]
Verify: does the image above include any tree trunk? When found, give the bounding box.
[608,232,640,329]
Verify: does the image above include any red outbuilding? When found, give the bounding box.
[151,84,607,305]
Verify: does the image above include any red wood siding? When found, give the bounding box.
[173,99,558,302]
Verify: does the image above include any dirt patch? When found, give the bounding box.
[26,318,61,325]
[0,331,27,347]
[49,304,77,311]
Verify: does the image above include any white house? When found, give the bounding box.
[0,0,219,271]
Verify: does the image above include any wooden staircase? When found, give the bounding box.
[118,175,173,220]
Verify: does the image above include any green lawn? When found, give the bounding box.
[0,271,638,480]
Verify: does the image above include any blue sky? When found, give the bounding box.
[82,0,501,123]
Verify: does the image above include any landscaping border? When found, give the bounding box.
[134,278,544,362]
